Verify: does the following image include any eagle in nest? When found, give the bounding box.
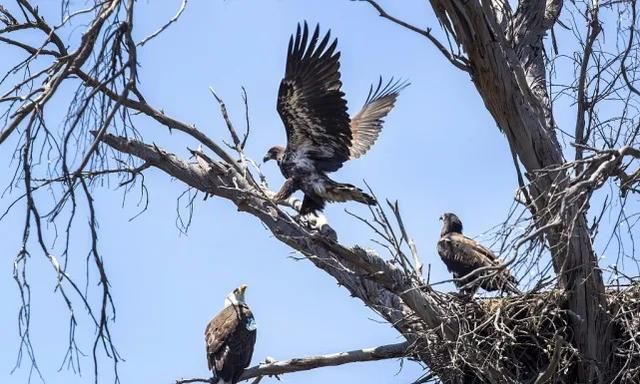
[437,213,522,297]
[205,284,257,384]
[263,22,408,215]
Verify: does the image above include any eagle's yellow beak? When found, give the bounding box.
[238,284,248,294]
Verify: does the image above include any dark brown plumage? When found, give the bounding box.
[437,213,521,297]
[205,285,257,384]
[263,22,408,215]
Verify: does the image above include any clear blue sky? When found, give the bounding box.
[0,1,525,383]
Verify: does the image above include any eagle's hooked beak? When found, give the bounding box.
[262,154,270,163]
[231,284,249,305]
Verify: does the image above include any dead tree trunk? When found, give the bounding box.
[426,1,611,381]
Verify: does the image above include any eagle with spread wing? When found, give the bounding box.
[263,22,408,215]
[437,213,521,297]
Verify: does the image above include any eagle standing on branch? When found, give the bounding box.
[437,212,522,297]
[263,22,408,215]
[205,284,257,384]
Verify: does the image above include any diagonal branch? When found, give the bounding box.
[94,132,451,331]
[94,132,460,377]
[74,69,245,176]
[137,0,188,47]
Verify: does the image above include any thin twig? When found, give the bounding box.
[137,0,188,47]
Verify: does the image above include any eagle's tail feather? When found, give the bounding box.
[300,195,325,215]
[326,182,376,206]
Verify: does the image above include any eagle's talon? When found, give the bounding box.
[293,213,311,226]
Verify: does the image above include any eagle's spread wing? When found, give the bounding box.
[349,78,409,159]
[277,22,351,173]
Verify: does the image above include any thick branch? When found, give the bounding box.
[74,69,250,180]
[95,132,454,374]
[96,132,449,326]
[510,0,563,128]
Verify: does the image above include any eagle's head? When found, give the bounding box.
[263,146,285,163]
[440,212,463,236]
[224,284,249,307]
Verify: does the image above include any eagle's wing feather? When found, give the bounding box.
[205,305,257,383]
[277,22,351,173]
[437,234,493,278]
[205,305,239,371]
[349,78,409,159]
[437,233,519,293]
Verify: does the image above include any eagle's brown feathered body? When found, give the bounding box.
[437,213,521,297]
[264,22,407,215]
[205,294,256,384]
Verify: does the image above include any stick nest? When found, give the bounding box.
[410,284,640,383]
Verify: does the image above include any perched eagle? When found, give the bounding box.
[263,22,408,215]
[205,284,257,384]
[437,213,521,297]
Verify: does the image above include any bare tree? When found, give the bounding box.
[1,0,640,383]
